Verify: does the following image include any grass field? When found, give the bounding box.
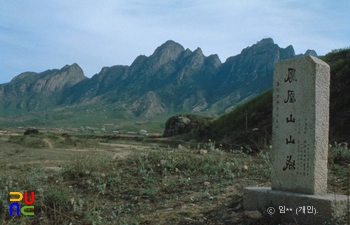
[0,129,349,224]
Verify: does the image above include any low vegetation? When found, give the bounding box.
[199,90,272,147]
[0,131,349,224]
[0,131,270,224]
[322,48,350,143]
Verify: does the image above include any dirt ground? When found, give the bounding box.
[1,130,346,224]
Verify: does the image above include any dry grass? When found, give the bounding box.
[0,130,348,224]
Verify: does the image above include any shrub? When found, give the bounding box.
[24,128,39,135]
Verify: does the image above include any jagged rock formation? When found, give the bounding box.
[8,63,85,95]
[0,63,87,111]
[129,91,167,117]
[213,38,295,103]
[0,38,317,120]
[187,48,350,146]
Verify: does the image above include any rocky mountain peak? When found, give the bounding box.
[140,40,185,73]
[62,64,70,70]
[217,37,297,99]
[0,38,317,118]
[257,37,275,45]
[62,63,80,71]
[11,72,37,83]
[194,47,203,55]
[10,63,85,84]
[295,49,318,58]
[59,63,87,85]
[5,63,87,98]
[187,47,205,69]
[304,49,318,57]
[285,45,296,56]
[205,54,222,68]
[241,38,277,53]
[151,40,185,61]
[28,63,86,95]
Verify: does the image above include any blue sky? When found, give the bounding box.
[1,0,349,84]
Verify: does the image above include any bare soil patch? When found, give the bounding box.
[0,132,347,224]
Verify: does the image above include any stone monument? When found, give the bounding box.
[243,56,348,224]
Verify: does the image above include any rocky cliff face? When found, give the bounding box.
[9,63,86,95]
[128,91,167,117]
[203,38,297,113]
[0,64,87,110]
[0,38,316,118]
[147,40,185,73]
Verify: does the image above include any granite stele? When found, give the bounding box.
[243,56,348,224]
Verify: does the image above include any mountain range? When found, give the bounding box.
[0,38,317,126]
[164,48,350,145]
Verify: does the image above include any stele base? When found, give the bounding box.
[243,187,348,224]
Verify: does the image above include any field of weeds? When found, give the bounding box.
[0,129,349,224]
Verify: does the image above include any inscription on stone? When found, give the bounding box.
[286,114,295,123]
[243,56,347,224]
[284,68,297,83]
[282,155,296,171]
[272,56,330,195]
[284,90,296,103]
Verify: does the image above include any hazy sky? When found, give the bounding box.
[1,0,349,84]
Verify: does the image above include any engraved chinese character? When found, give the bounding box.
[286,135,295,144]
[286,114,295,123]
[283,155,296,171]
[284,90,296,103]
[284,68,297,83]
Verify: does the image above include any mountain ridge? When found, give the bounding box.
[0,38,317,124]
[165,48,350,146]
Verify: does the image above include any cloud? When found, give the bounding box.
[0,0,349,84]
